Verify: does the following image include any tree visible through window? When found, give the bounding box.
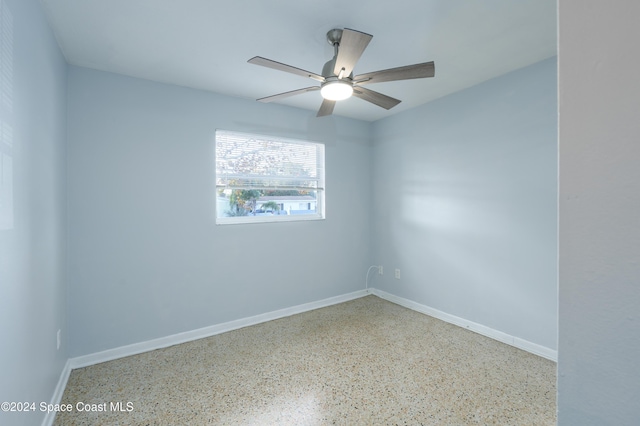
[215,130,325,224]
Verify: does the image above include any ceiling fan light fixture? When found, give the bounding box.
[320,80,353,101]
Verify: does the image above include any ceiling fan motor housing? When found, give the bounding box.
[322,57,353,80]
[321,47,354,102]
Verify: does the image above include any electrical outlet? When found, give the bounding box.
[395,269,401,279]
[57,329,61,350]
[378,265,383,275]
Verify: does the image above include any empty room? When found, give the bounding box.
[1,0,639,425]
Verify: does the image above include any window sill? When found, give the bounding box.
[216,214,325,225]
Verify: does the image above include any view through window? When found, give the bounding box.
[215,130,325,224]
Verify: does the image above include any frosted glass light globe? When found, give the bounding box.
[320,81,353,101]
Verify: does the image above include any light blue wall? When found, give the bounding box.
[66,59,558,358]
[0,0,68,425]
[66,66,372,357]
[558,1,640,424]
[371,58,558,350]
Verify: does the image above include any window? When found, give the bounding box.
[215,130,325,224]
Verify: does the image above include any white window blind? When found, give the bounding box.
[215,130,325,224]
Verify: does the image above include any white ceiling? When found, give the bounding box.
[41,0,557,122]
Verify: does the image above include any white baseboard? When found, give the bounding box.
[41,359,72,426]
[371,288,557,362]
[69,289,369,369]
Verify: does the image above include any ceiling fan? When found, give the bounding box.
[248,28,435,117]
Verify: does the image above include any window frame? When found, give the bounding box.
[215,130,325,225]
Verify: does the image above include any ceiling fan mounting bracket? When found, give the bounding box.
[326,29,343,46]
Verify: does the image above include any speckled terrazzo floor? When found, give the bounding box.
[55,296,556,425]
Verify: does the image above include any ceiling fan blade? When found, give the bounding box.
[354,61,435,85]
[317,99,336,117]
[257,87,320,103]
[333,28,373,77]
[248,57,325,82]
[352,86,401,110]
